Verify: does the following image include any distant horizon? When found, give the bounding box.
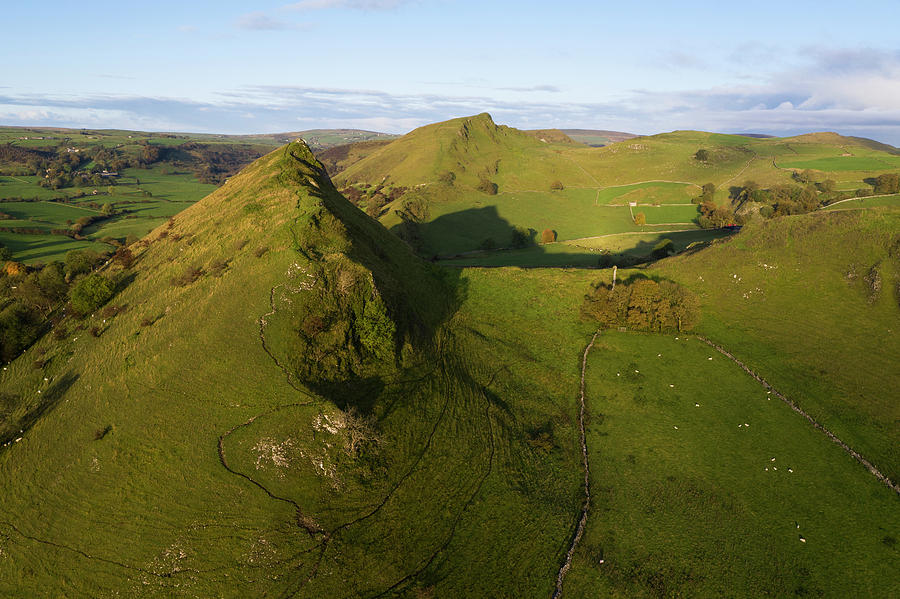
[3,119,897,148]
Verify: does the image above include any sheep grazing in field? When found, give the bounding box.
[799,536,806,543]
[673,426,679,430]
[695,403,700,407]
[788,468,793,473]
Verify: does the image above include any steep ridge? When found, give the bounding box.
[335,112,598,191]
[0,141,589,597]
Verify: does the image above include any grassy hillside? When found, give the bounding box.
[334,115,900,263]
[0,126,394,262]
[0,140,897,595]
[0,141,605,597]
[653,208,900,482]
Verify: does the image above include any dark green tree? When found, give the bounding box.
[70,274,114,316]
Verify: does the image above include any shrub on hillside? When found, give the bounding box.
[477,178,498,195]
[549,180,564,191]
[64,249,102,279]
[170,266,204,287]
[70,273,114,316]
[873,173,900,195]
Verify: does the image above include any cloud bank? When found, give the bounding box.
[2,49,899,144]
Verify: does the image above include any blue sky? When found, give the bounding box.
[3,1,900,143]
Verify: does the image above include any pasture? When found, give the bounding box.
[562,331,899,597]
[0,166,218,263]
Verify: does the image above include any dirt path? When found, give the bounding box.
[564,229,698,244]
[552,330,600,598]
[820,193,897,209]
[696,336,899,495]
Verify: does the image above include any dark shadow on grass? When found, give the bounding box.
[412,205,735,269]
[0,371,79,448]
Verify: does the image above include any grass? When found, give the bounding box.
[639,204,699,224]
[563,331,899,597]
[596,181,698,205]
[439,229,733,268]
[0,167,219,263]
[656,209,900,482]
[823,194,900,210]
[0,143,599,597]
[336,115,900,260]
[779,156,900,171]
[1,126,899,597]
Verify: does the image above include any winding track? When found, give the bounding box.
[551,331,600,599]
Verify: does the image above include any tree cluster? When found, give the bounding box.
[0,247,126,362]
[582,277,700,332]
[873,173,900,195]
[698,200,735,228]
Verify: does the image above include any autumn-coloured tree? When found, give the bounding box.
[581,278,700,332]
[541,229,556,243]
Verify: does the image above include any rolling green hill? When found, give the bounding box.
[0,126,395,263]
[559,208,900,596]
[0,141,596,597]
[334,115,900,262]
[1,123,898,597]
[655,208,900,482]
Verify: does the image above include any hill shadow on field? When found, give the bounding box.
[396,205,730,269]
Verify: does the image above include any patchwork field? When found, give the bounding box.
[0,167,218,263]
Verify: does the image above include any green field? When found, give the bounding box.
[334,116,900,260]
[639,204,699,224]
[0,167,218,263]
[657,209,900,482]
[596,181,698,205]
[563,331,899,597]
[780,156,900,171]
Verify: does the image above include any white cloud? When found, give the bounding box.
[4,48,900,145]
